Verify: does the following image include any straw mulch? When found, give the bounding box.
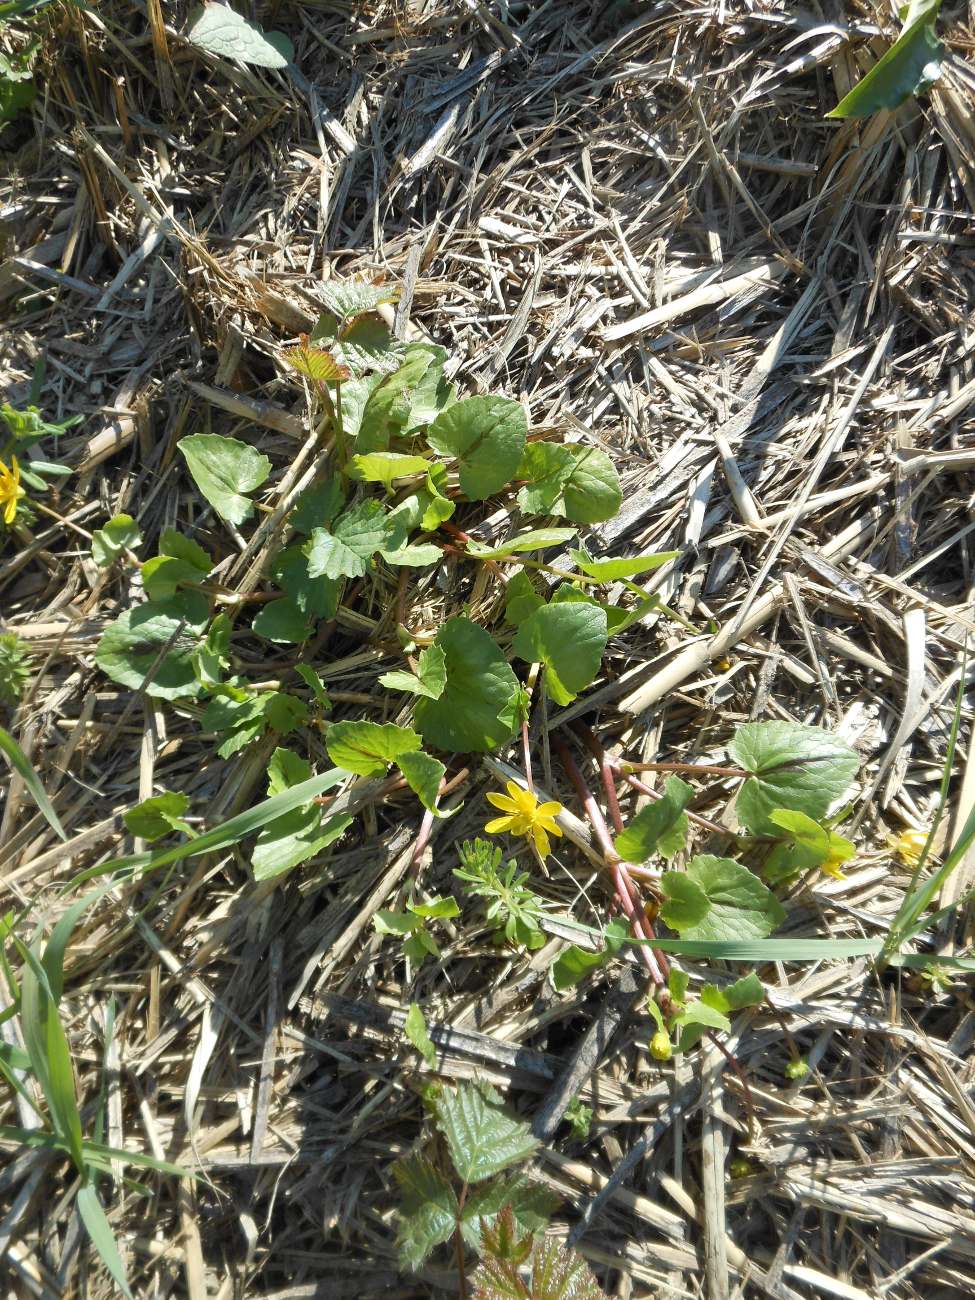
[2,2,975,1297]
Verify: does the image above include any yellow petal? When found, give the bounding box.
[487,792,520,813]
[537,801,563,817]
[537,815,563,838]
[532,824,551,858]
[2,498,14,526]
[820,860,846,881]
[485,815,516,834]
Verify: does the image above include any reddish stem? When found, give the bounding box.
[619,760,747,779]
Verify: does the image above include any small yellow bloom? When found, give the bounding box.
[819,852,847,881]
[0,457,25,526]
[893,828,928,868]
[485,780,564,859]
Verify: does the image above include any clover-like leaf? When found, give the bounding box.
[326,720,421,776]
[414,617,522,753]
[178,434,271,527]
[512,602,607,706]
[426,396,526,500]
[187,4,294,67]
[730,721,859,835]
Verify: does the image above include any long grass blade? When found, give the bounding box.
[634,936,885,960]
[18,941,85,1171]
[76,1182,133,1300]
[0,724,66,841]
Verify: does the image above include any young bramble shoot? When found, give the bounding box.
[485,782,564,860]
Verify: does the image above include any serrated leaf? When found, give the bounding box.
[504,571,545,626]
[466,528,577,559]
[379,644,447,700]
[333,314,403,374]
[252,747,351,880]
[123,792,191,842]
[472,1238,606,1300]
[730,721,859,835]
[570,547,677,581]
[187,4,293,67]
[460,1174,560,1253]
[828,0,943,119]
[95,592,209,700]
[91,514,141,566]
[326,720,421,776]
[512,602,607,706]
[614,776,692,862]
[431,1081,538,1184]
[305,499,391,579]
[393,1154,458,1270]
[282,341,350,382]
[398,750,446,814]
[351,451,430,493]
[722,971,765,1010]
[178,434,271,527]
[403,1003,436,1067]
[357,351,435,453]
[660,855,785,942]
[477,1205,533,1270]
[251,597,310,644]
[414,617,522,753]
[426,396,527,500]
[320,280,399,320]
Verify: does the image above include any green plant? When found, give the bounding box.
[829,0,944,119]
[562,1098,592,1141]
[455,839,548,950]
[0,631,30,707]
[374,894,460,964]
[393,1081,604,1298]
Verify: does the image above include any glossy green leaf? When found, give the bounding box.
[326,720,421,776]
[516,443,622,523]
[512,602,607,706]
[305,500,391,579]
[426,396,527,500]
[730,721,859,835]
[393,1155,458,1270]
[91,514,141,567]
[460,1174,560,1253]
[95,592,209,700]
[764,808,856,883]
[178,434,271,527]
[122,792,191,842]
[320,281,399,320]
[660,855,785,942]
[351,451,430,493]
[398,750,446,814]
[414,617,522,753]
[251,597,310,644]
[570,546,677,581]
[614,776,692,862]
[431,1081,538,1184]
[403,1003,436,1067]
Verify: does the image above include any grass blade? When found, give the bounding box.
[18,941,85,1171]
[76,1182,133,1300]
[0,724,66,841]
[634,936,884,960]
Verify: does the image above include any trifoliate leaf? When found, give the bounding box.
[570,547,677,581]
[614,776,693,862]
[305,500,391,579]
[95,592,209,700]
[187,4,294,67]
[398,751,446,814]
[426,396,527,500]
[660,855,785,942]
[91,514,141,566]
[178,434,271,527]
[122,791,191,842]
[392,1155,458,1271]
[326,720,421,776]
[430,1081,538,1184]
[403,1003,436,1067]
[380,644,447,700]
[252,597,310,644]
[414,617,521,753]
[351,452,430,493]
[252,747,351,880]
[512,602,608,706]
[466,528,576,559]
[730,721,859,835]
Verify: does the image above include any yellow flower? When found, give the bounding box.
[893,828,927,868]
[649,1030,672,1061]
[485,780,564,859]
[819,852,847,881]
[0,457,25,526]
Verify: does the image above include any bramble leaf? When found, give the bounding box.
[730,721,859,835]
[319,281,399,320]
[326,720,421,776]
[472,1236,606,1300]
[431,1081,538,1184]
[178,434,271,527]
[357,351,436,453]
[282,342,350,383]
[414,617,522,753]
[426,396,526,500]
[187,4,294,67]
[460,1174,560,1252]
[512,602,607,706]
[305,500,391,579]
[660,855,785,942]
[290,479,344,535]
[393,1154,458,1270]
[614,776,693,862]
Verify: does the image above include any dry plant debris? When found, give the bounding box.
[2,1,975,1298]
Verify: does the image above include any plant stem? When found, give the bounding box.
[455,1183,469,1300]
[619,760,747,779]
